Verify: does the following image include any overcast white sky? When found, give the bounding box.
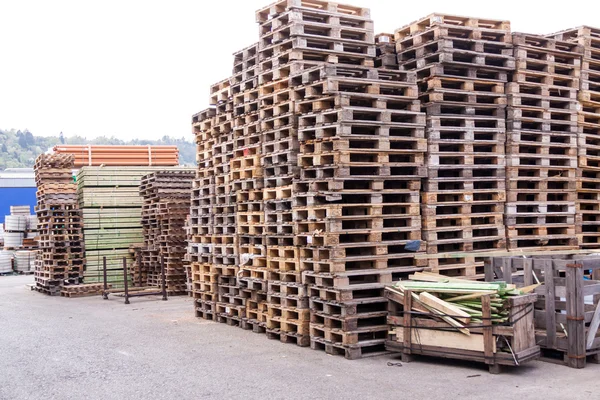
[1,0,598,141]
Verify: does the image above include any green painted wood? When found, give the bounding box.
[81,218,142,229]
[84,249,132,257]
[77,166,171,188]
[82,208,141,217]
[84,242,142,250]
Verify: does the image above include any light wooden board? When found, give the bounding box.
[395,327,495,353]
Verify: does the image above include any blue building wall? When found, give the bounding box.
[0,187,37,223]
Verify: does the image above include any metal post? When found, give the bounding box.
[161,254,167,301]
[122,257,130,305]
[137,250,142,288]
[102,256,108,300]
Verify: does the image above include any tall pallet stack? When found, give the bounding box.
[505,33,581,251]
[77,166,163,287]
[395,14,513,278]
[294,64,428,356]
[548,27,600,249]
[188,0,429,359]
[139,170,194,294]
[255,3,315,345]
[185,0,600,361]
[189,108,217,316]
[232,43,272,332]
[33,154,85,295]
[211,69,243,325]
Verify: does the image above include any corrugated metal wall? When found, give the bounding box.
[0,187,37,223]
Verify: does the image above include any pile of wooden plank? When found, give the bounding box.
[395,14,512,278]
[77,166,165,288]
[139,169,194,294]
[385,272,539,373]
[52,145,179,167]
[33,154,85,295]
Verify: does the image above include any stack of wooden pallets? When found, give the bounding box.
[188,0,429,359]
[189,108,218,319]
[231,41,270,330]
[139,169,194,294]
[395,14,513,278]
[505,33,582,251]
[256,3,318,345]
[210,70,244,326]
[375,33,397,69]
[548,27,600,249]
[187,0,600,360]
[295,63,427,357]
[33,154,85,295]
[60,283,109,298]
[77,166,164,287]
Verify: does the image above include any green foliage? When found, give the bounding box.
[0,129,196,169]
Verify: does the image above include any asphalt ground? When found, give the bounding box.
[1,275,598,400]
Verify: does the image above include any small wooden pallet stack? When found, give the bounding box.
[128,243,145,284]
[33,154,85,295]
[547,27,600,249]
[395,14,512,278]
[375,33,397,69]
[505,33,582,252]
[256,0,375,68]
[139,169,194,295]
[61,283,110,298]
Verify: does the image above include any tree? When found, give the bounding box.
[18,134,27,148]
[0,129,196,167]
[25,130,34,145]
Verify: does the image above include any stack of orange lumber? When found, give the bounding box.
[52,145,179,167]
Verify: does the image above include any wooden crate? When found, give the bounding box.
[486,255,600,368]
[385,287,539,373]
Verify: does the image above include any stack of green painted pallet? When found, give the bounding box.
[77,166,166,287]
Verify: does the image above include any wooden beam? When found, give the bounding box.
[566,263,586,368]
[419,292,471,324]
[482,295,495,370]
